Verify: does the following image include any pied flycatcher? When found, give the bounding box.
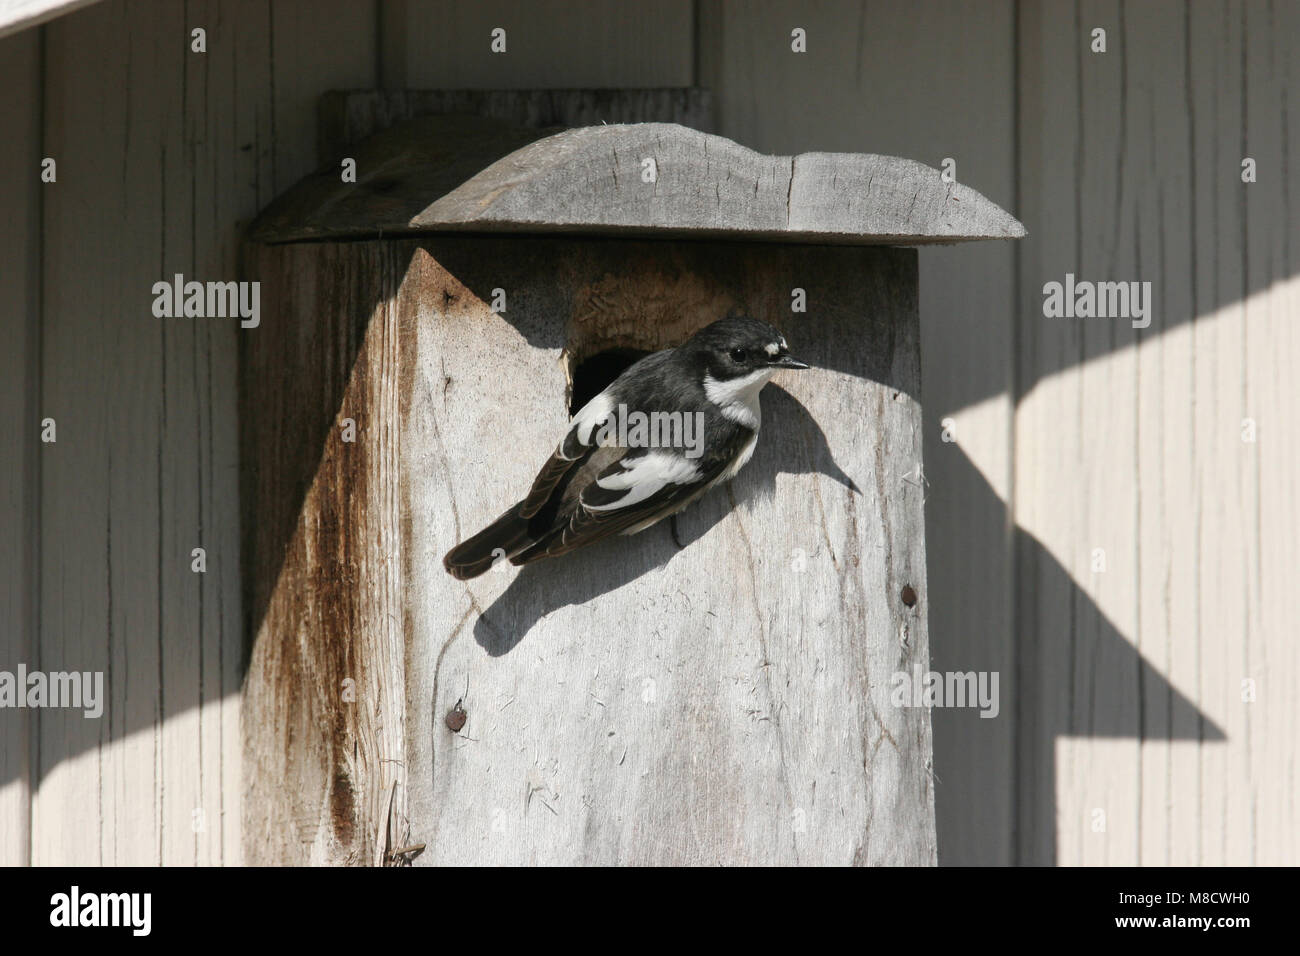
[443,315,809,579]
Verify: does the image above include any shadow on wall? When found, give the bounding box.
[926,445,1224,866]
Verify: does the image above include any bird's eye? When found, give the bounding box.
[729,348,747,362]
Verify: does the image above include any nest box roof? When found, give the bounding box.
[249,115,1025,246]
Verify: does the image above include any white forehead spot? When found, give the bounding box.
[764,342,780,356]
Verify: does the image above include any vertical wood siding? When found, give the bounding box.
[14,0,377,865]
[2,0,1294,865]
[1017,0,1299,865]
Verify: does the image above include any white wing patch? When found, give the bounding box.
[704,367,774,429]
[586,451,701,511]
[568,391,614,451]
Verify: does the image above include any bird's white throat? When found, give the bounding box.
[704,367,774,429]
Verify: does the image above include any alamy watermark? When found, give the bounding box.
[151,273,260,328]
[891,667,999,719]
[50,886,150,936]
[0,664,103,718]
[1043,273,1152,329]
[594,404,706,459]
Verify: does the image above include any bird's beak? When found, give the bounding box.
[769,354,810,370]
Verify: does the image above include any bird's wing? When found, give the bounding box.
[518,391,615,519]
[520,350,685,518]
[512,446,733,564]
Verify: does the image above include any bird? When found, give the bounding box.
[443,315,809,580]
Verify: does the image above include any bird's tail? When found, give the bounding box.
[443,503,533,580]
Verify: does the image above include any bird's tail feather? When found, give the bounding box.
[443,503,533,580]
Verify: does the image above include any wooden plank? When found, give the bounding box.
[201,0,278,868]
[252,119,1025,245]
[242,236,937,865]
[269,0,378,195]
[30,0,375,865]
[1017,0,1096,866]
[38,0,148,865]
[240,241,408,865]
[166,0,271,867]
[704,0,1020,865]
[1130,0,1201,867]
[1246,0,1300,867]
[388,0,694,91]
[0,26,42,867]
[1016,0,1151,868]
[156,0,211,868]
[1076,0,1140,868]
[1189,0,1240,865]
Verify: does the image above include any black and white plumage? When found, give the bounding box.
[443,315,809,580]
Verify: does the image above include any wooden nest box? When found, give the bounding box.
[241,113,1024,865]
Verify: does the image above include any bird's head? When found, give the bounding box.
[684,315,810,383]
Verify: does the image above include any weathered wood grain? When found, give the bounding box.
[242,236,937,865]
[252,120,1025,245]
[241,242,409,865]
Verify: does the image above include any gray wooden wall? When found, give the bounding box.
[1015,0,1299,865]
[1,0,1294,865]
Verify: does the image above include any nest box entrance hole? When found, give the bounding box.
[557,255,744,415]
[567,347,650,414]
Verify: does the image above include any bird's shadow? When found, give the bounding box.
[472,384,858,655]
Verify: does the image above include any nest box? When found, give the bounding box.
[240,112,1024,865]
